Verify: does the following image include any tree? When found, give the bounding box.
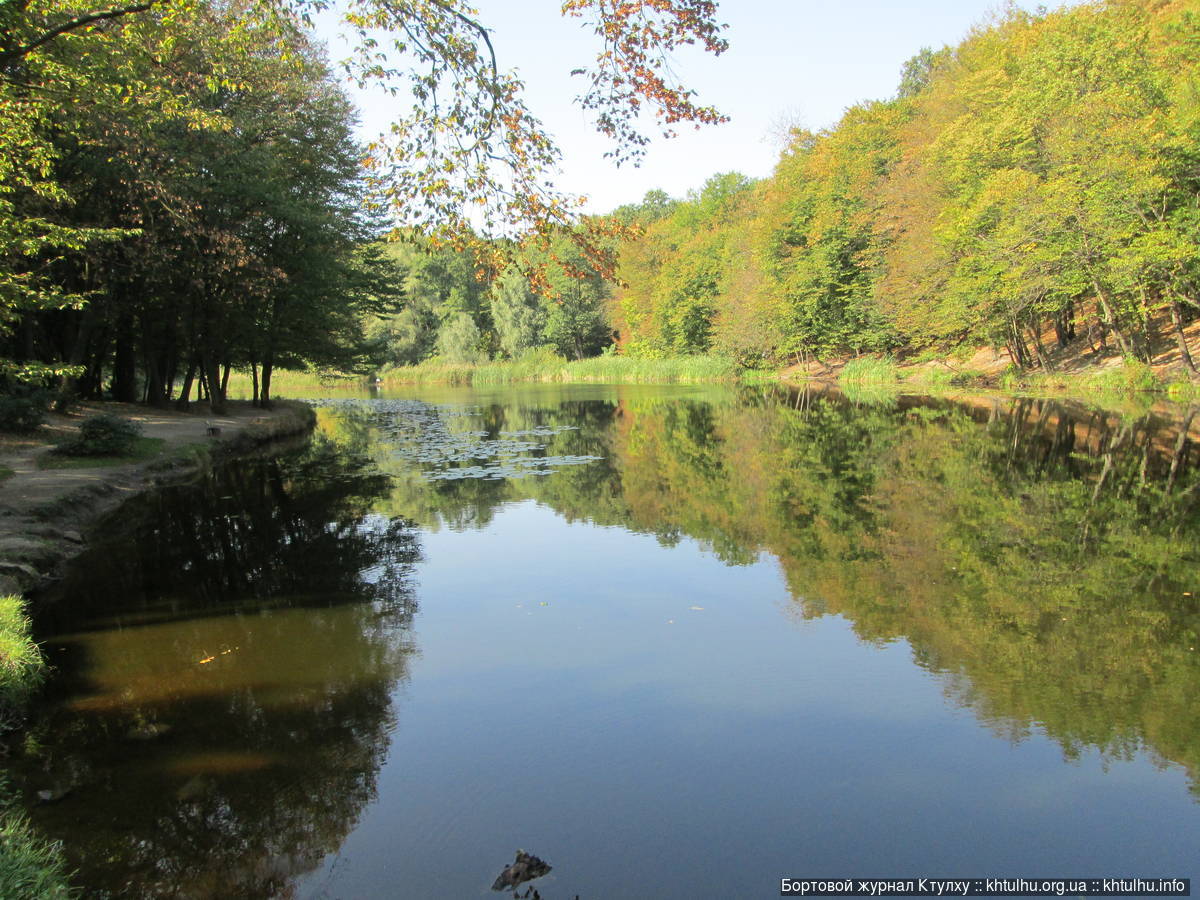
[490,266,547,358]
[0,0,405,411]
[435,312,486,363]
[0,0,730,399]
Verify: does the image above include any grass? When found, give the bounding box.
[0,595,45,725]
[225,369,363,398]
[374,350,748,386]
[37,436,166,470]
[0,780,73,899]
[839,356,900,385]
[995,358,1163,397]
[0,466,13,483]
[903,366,986,388]
[1165,379,1200,401]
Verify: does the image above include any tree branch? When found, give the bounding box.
[0,2,154,67]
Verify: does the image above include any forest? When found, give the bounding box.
[0,0,719,414]
[4,0,1200,417]
[610,0,1200,372]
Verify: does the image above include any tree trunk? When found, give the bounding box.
[204,356,226,415]
[55,306,97,409]
[251,360,260,407]
[145,348,168,407]
[260,352,273,408]
[175,359,197,410]
[165,349,178,403]
[1054,303,1075,348]
[1169,297,1197,374]
[1091,282,1135,358]
[1029,320,1055,372]
[1008,318,1031,368]
[112,321,138,403]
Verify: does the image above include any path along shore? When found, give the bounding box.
[0,400,315,599]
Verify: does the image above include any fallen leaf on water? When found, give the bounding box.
[689,606,704,611]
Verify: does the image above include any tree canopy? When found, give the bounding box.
[0,0,729,407]
[605,0,1200,374]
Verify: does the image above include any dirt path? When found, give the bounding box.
[0,400,315,597]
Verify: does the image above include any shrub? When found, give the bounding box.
[0,385,50,433]
[61,413,142,456]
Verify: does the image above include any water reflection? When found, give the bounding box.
[14,439,420,897]
[326,387,1200,794]
[11,385,1200,897]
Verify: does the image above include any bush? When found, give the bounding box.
[61,413,142,456]
[0,386,50,433]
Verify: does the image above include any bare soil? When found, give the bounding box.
[780,309,1200,385]
[0,400,315,597]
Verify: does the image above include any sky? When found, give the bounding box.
[316,1,1049,215]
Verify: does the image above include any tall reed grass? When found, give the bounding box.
[838,356,900,385]
[377,351,745,386]
[997,358,1162,396]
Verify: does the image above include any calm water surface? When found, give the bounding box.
[12,384,1200,898]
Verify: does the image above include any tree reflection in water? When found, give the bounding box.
[334,388,1200,796]
[12,386,1200,897]
[15,438,421,897]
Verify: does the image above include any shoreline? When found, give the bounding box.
[0,399,316,600]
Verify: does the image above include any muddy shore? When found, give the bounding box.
[0,400,316,598]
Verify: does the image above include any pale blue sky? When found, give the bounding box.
[318,1,1061,214]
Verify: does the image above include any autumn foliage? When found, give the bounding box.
[610,0,1200,373]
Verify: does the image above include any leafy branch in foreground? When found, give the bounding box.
[338,0,728,274]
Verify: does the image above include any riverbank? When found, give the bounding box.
[0,399,314,895]
[0,400,315,600]
[223,354,749,396]
[226,328,1200,408]
[781,318,1200,401]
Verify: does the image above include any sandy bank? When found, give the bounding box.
[0,400,315,596]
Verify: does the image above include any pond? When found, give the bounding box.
[10,383,1200,898]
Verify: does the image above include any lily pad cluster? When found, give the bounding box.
[349,400,603,482]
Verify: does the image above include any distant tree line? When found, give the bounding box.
[365,233,613,368]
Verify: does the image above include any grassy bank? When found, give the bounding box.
[815,352,1200,402]
[0,786,73,899]
[232,353,750,392]
[988,361,1200,399]
[0,595,44,725]
[382,352,747,386]
[838,356,901,385]
[244,352,1200,402]
[225,370,364,398]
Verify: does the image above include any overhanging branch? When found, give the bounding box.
[0,2,154,67]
